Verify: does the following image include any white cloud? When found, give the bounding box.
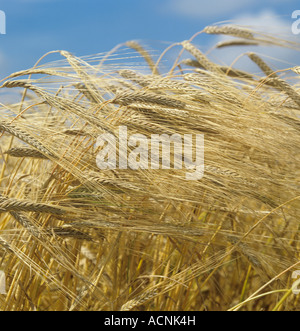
[207,11,299,72]
[230,10,291,34]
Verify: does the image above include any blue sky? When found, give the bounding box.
[0,0,299,77]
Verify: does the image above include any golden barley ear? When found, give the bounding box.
[204,25,255,39]
[291,66,300,75]
[125,40,160,75]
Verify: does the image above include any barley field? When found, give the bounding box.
[0,25,299,311]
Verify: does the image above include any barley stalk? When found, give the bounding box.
[49,227,93,241]
[182,59,254,79]
[216,39,260,48]
[0,196,64,215]
[60,50,102,103]
[112,89,186,108]
[63,129,90,136]
[9,211,41,239]
[248,53,300,107]
[2,80,113,133]
[248,53,275,76]
[120,290,159,311]
[125,40,159,75]
[204,25,255,39]
[74,83,99,103]
[118,69,150,87]
[87,172,143,193]
[0,120,53,157]
[5,147,49,159]
[182,41,221,74]
[227,235,269,282]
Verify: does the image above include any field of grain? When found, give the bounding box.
[0,25,299,311]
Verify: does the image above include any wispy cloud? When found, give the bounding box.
[163,0,297,20]
[207,11,299,71]
[164,0,253,19]
[230,10,292,34]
